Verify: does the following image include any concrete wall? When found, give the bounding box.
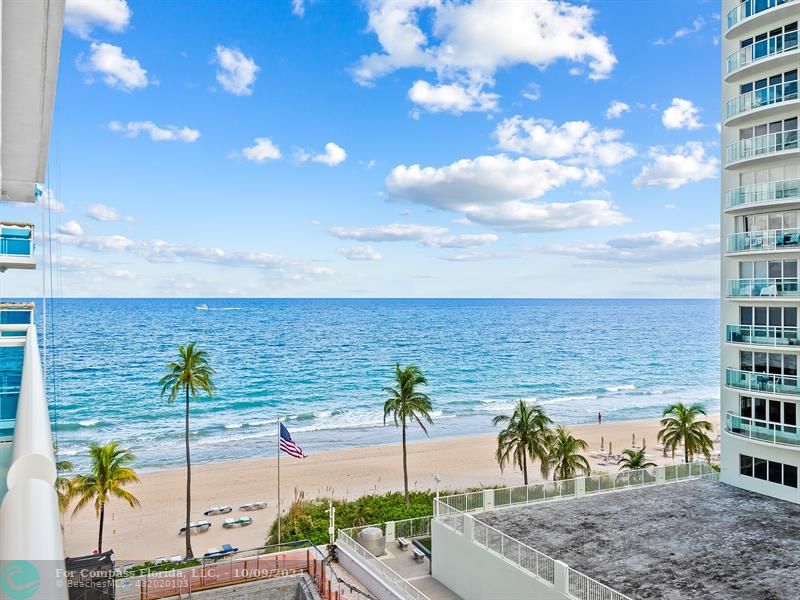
[431,519,568,600]
[721,429,800,503]
[335,543,405,600]
[183,574,321,600]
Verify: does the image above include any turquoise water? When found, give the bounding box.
[44,299,719,470]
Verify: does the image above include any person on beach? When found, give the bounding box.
[598,411,602,425]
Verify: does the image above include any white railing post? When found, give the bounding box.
[554,561,569,595]
[576,477,585,498]
[483,489,494,512]
[656,466,666,486]
[385,520,395,543]
[464,514,474,541]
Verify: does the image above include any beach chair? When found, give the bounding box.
[203,548,220,559]
[170,555,182,563]
[197,520,211,530]
[153,557,167,565]
[238,516,253,526]
[220,544,238,555]
[204,506,233,516]
[222,518,236,528]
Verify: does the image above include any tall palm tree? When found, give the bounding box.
[160,342,216,559]
[617,445,657,471]
[71,441,140,553]
[657,402,713,464]
[546,426,591,481]
[383,364,434,508]
[55,454,75,513]
[492,400,553,485]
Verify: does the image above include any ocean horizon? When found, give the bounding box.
[42,298,720,471]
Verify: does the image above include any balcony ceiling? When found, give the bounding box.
[0,0,64,203]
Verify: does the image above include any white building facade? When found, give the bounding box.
[721,0,800,502]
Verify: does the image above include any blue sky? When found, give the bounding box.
[14,0,723,297]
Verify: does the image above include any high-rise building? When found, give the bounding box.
[721,0,800,502]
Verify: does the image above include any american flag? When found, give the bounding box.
[279,422,306,458]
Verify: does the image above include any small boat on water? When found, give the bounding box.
[203,506,232,516]
[239,501,267,511]
[195,304,209,311]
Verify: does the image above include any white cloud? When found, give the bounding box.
[56,256,136,280]
[337,246,383,261]
[65,0,131,39]
[353,0,615,112]
[87,203,123,222]
[654,16,706,46]
[59,220,84,236]
[662,98,703,130]
[494,117,636,167]
[521,83,541,101]
[633,142,718,190]
[546,229,719,264]
[386,154,626,232]
[292,0,305,17]
[329,223,498,248]
[108,121,200,142]
[296,142,347,166]
[605,100,630,119]
[408,80,498,114]
[237,138,282,162]
[78,42,149,91]
[214,45,260,96]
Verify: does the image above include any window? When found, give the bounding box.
[770,461,783,483]
[741,454,754,476]
[754,457,768,479]
[785,465,798,488]
[770,399,782,423]
[755,396,767,421]
[741,396,753,417]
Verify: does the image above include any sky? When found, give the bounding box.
[9,0,723,298]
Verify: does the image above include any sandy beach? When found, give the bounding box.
[62,415,720,561]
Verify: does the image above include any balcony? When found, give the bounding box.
[0,302,32,339]
[726,130,799,167]
[727,228,800,253]
[726,367,800,396]
[726,411,800,447]
[0,223,34,271]
[0,345,23,441]
[727,277,799,297]
[726,324,800,347]
[726,31,799,81]
[725,81,798,125]
[727,0,799,36]
[725,178,800,210]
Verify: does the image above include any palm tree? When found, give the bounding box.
[492,400,553,485]
[383,364,434,508]
[160,342,216,559]
[546,426,591,481]
[617,445,657,471]
[657,402,713,464]
[71,441,140,553]
[55,454,75,513]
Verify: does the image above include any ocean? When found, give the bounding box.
[44,298,720,471]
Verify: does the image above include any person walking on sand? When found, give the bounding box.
[598,411,602,425]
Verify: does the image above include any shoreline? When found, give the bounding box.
[62,414,720,560]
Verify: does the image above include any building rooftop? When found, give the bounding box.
[476,479,800,600]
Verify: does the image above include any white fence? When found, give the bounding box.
[472,518,556,585]
[337,527,432,600]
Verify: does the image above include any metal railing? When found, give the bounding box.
[726,324,800,347]
[728,228,800,253]
[725,411,800,447]
[726,178,800,210]
[470,516,557,585]
[726,367,800,396]
[393,515,431,540]
[568,567,631,600]
[726,130,799,164]
[726,81,799,121]
[337,527,432,600]
[727,277,799,298]
[727,30,799,75]
[727,0,798,31]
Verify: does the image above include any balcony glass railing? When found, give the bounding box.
[726,81,798,120]
[0,346,24,441]
[726,411,800,446]
[0,304,33,338]
[727,31,799,75]
[0,225,33,257]
[727,277,800,297]
[726,367,800,396]
[728,228,800,252]
[726,179,800,209]
[726,324,800,346]
[727,130,799,164]
[727,0,798,31]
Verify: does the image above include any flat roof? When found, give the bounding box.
[476,479,800,600]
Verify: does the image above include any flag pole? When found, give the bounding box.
[277,415,281,548]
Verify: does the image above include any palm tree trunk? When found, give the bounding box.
[522,450,528,486]
[684,445,689,464]
[185,385,194,559]
[98,501,105,553]
[402,418,409,509]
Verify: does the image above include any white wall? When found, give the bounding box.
[431,519,568,600]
